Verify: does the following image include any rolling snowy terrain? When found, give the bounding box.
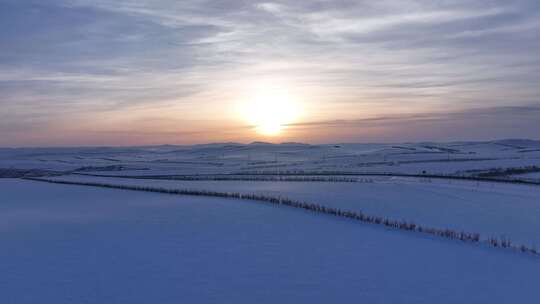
[2,178,539,304]
[2,139,540,177]
[2,140,540,303]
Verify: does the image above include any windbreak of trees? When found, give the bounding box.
[236,170,540,185]
[0,168,59,178]
[75,173,372,183]
[77,169,540,186]
[475,166,540,178]
[163,176,369,183]
[24,177,538,257]
[73,165,125,172]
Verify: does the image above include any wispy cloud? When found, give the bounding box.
[1,0,540,145]
[284,105,540,142]
[288,105,540,127]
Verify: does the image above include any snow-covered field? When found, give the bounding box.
[2,139,540,176]
[44,174,540,247]
[2,178,539,303]
[2,140,540,303]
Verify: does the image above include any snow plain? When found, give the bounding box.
[1,178,539,304]
[46,174,540,247]
[2,140,540,303]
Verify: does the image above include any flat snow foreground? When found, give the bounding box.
[1,179,539,304]
[47,174,540,247]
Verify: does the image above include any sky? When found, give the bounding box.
[1,0,540,146]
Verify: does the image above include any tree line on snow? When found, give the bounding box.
[76,173,372,183]
[23,177,539,256]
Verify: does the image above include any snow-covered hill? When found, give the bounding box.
[2,139,540,176]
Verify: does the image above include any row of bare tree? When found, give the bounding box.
[24,177,538,256]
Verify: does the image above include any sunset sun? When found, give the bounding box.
[240,90,301,136]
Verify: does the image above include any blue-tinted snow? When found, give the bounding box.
[46,174,540,247]
[1,179,539,303]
